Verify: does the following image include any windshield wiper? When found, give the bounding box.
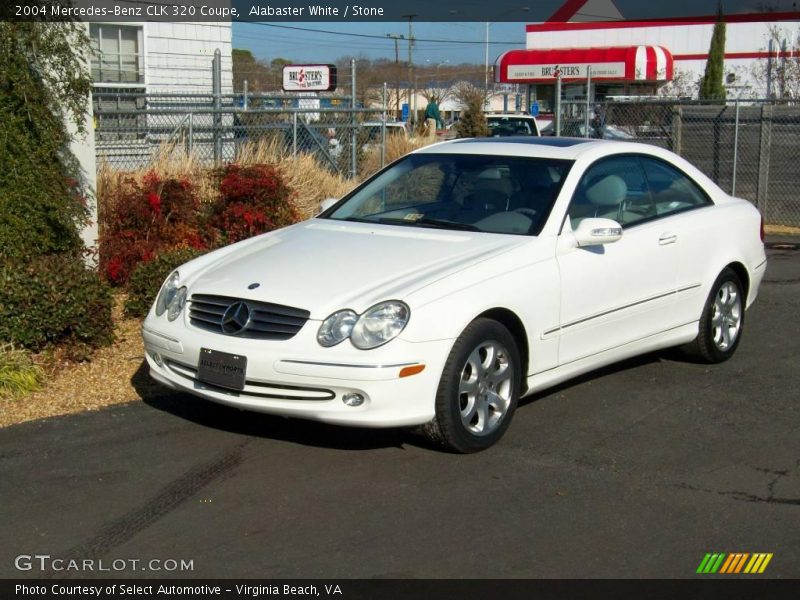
[337,216,374,223]
[377,217,481,232]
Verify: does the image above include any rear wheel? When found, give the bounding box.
[682,268,745,363]
[423,318,521,453]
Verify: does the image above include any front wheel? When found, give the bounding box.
[423,318,521,453]
[682,267,745,363]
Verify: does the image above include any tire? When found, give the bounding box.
[682,268,746,363]
[423,318,522,453]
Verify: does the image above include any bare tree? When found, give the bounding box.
[750,24,800,99]
[657,67,701,99]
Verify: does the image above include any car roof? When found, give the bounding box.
[414,137,683,161]
[487,113,536,119]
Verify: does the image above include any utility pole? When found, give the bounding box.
[402,14,417,126]
[386,33,404,119]
[484,22,490,110]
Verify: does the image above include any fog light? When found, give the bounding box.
[151,352,164,367]
[342,392,365,407]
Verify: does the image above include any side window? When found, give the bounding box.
[568,156,655,228]
[640,157,712,216]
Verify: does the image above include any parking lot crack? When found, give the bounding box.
[676,463,800,507]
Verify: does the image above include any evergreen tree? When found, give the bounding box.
[0,20,93,260]
[454,84,489,138]
[700,6,727,100]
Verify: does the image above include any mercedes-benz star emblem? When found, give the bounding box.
[221,301,251,335]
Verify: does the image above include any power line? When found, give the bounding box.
[248,22,523,45]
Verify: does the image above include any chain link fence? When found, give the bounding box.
[555,98,800,227]
[94,88,800,227]
[93,92,389,177]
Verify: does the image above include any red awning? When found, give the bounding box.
[495,46,674,84]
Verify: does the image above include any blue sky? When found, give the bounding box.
[231,0,798,65]
[233,22,528,65]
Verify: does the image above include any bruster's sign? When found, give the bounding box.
[282,64,337,92]
[507,62,626,81]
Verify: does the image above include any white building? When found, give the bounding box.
[495,0,800,110]
[89,22,234,166]
[89,22,233,95]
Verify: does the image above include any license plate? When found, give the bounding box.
[197,348,247,391]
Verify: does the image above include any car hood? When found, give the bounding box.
[187,219,529,318]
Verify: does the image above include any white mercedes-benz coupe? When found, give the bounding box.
[143,138,766,452]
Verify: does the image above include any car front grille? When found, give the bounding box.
[188,294,310,340]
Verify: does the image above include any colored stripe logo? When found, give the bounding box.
[696,553,773,574]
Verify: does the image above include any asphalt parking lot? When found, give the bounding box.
[2,240,798,579]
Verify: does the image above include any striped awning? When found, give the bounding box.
[495,46,674,83]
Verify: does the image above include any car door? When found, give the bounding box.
[554,155,683,365]
[638,156,716,325]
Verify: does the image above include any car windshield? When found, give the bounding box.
[487,117,536,136]
[323,153,573,236]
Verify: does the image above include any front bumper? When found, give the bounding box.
[142,314,453,428]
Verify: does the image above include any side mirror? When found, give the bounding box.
[572,218,623,247]
[318,197,338,214]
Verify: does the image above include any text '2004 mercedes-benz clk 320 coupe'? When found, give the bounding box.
[143,137,766,452]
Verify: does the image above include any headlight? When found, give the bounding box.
[167,286,187,321]
[155,271,180,316]
[317,309,358,347]
[350,301,410,349]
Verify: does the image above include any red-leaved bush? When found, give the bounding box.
[99,164,300,286]
[99,171,205,285]
[208,164,299,245]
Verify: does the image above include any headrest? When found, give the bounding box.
[477,168,502,180]
[586,174,627,207]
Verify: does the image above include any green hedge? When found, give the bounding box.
[0,255,114,353]
[124,247,205,318]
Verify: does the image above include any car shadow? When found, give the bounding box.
[130,361,438,452]
[132,348,690,452]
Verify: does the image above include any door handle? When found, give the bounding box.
[659,233,678,245]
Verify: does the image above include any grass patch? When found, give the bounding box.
[0,344,45,399]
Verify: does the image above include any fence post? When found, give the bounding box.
[584,67,591,138]
[381,82,387,170]
[187,112,193,156]
[554,74,562,137]
[351,58,357,179]
[212,49,222,165]
[243,79,248,110]
[671,105,682,155]
[292,111,298,157]
[732,99,740,197]
[756,104,773,213]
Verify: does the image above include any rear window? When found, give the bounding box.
[487,117,538,137]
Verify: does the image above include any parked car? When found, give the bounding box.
[360,121,408,150]
[554,118,635,140]
[143,138,766,452]
[486,113,540,137]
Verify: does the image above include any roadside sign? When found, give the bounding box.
[531,101,540,116]
[401,103,409,121]
[282,64,337,92]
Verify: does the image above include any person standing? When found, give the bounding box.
[424,99,443,137]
